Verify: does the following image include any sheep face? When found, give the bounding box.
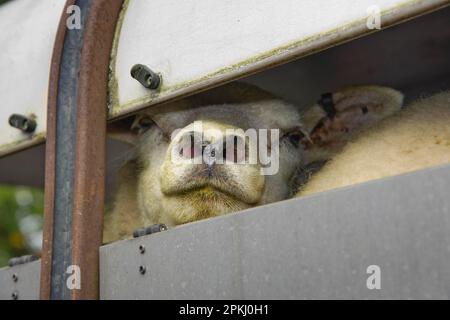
[133,102,306,227]
[104,83,404,241]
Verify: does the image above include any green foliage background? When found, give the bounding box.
[0,186,44,267]
[0,0,42,268]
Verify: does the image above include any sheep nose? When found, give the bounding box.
[177,131,246,164]
[205,145,216,158]
[203,144,217,166]
[202,144,218,177]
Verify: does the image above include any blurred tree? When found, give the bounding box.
[0,1,41,268]
[0,0,42,268]
[0,186,44,267]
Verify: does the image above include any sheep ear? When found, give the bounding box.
[107,114,157,145]
[301,85,404,163]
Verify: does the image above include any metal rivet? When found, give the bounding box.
[12,274,18,282]
[139,265,146,275]
[9,114,37,133]
[139,245,145,254]
[130,64,162,90]
[11,291,18,300]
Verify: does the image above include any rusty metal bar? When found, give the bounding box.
[40,0,77,300]
[40,0,124,300]
[71,0,124,300]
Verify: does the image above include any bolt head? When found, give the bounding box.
[8,114,36,133]
[139,265,147,275]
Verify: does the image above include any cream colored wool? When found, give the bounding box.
[297,91,450,197]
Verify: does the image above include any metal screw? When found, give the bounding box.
[11,291,18,300]
[9,114,37,133]
[130,64,162,90]
[12,274,18,282]
[139,245,146,254]
[139,265,147,275]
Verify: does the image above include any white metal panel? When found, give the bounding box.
[110,0,449,118]
[0,0,65,156]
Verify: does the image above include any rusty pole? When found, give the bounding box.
[71,0,124,300]
[40,0,124,300]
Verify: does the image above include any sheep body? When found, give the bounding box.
[297,92,450,197]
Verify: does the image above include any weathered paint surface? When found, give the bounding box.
[110,0,449,118]
[0,0,65,157]
[0,0,448,155]
[100,164,450,299]
[0,261,40,300]
[2,164,450,299]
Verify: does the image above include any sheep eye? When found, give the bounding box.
[283,130,305,148]
[138,116,155,129]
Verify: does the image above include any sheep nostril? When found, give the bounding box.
[190,144,196,159]
[222,145,227,161]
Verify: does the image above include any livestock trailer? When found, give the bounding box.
[0,0,449,300]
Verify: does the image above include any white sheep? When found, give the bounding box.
[297,91,450,197]
[104,83,404,242]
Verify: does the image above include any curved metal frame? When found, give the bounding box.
[40,0,124,300]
